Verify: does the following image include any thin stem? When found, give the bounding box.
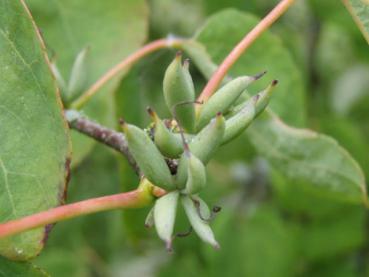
[66,110,140,174]
[0,185,165,239]
[71,38,184,109]
[198,0,296,102]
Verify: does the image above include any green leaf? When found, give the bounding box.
[0,256,48,277]
[0,0,70,260]
[0,0,71,260]
[27,0,149,166]
[248,113,367,203]
[343,0,369,44]
[190,9,367,204]
[203,206,297,277]
[194,9,306,126]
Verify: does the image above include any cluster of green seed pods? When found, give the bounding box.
[120,52,277,250]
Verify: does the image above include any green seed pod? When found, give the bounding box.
[190,112,225,163]
[68,47,89,101]
[181,195,219,249]
[120,120,174,190]
[154,191,179,251]
[196,74,262,130]
[176,113,225,188]
[228,79,278,117]
[181,152,207,195]
[148,108,183,158]
[255,80,278,116]
[222,96,257,145]
[144,207,155,228]
[163,52,196,133]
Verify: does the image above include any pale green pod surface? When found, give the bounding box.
[144,207,155,228]
[222,97,256,145]
[196,76,255,130]
[190,113,225,163]
[68,47,89,101]
[148,108,184,158]
[255,80,278,116]
[121,122,174,190]
[182,153,207,195]
[154,191,179,251]
[181,195,219,249]
[176,113,225,188]
[163,53,196,133]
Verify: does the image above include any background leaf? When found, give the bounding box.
[248,113,367,203]
[0,256,48,276]
[191,9,367,204]
[27,0,149,166]
[0,0,71,260]
[194,9,306,126]
[343,0,369,44]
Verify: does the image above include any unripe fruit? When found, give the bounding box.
[148,107,183,158]
[196,75,259,130]
[163,52,196,133]
[255,80,278,116]
[229,80,278,117]
[120,120,174,190]
[222,96,257,145]
[181,152,207,194]
[181,195,219,249]
[154,191,179,251]
[176,113,225,188]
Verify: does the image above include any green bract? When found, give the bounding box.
[121,120,174,190]
[148,107,184,158]
[163,52,196,133]
[196,75,257,130]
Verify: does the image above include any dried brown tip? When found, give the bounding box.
[271,79,279,86]
[183,58,190,69]
[165,240,174,253]
[253,94,261,103]
[216,111,222,117]
[146,106,155,117]
[212,206,222,213]
[118,118,125,126]
[253,70,267,80]
[213,242,221,250]
[175,51,183,59]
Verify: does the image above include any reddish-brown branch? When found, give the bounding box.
[198,0,296,102]
[0,186,165,239]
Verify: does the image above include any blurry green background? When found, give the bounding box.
[27,0,369,276]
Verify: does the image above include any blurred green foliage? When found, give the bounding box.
[2,0,369,276]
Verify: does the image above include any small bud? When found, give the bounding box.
[147,107,183,158]
[196,76,257,130]
[50,62,67,100]
[120,121,174,190]
[154,191,180,251]
[67,47,89,101]
[181,195,220,249]
[163,53,196,133]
